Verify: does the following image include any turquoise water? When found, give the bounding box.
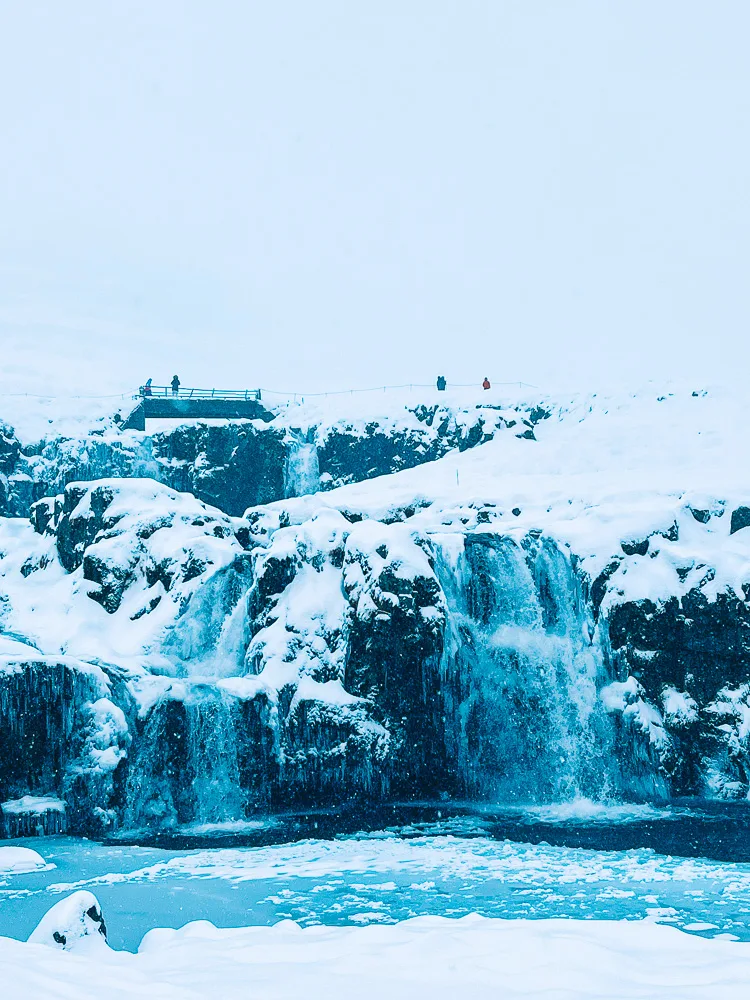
[4,804,750,950]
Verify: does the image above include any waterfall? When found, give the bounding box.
[163,555,254,680]
[124,684,243,830]
[184,690,243,824]
[433,532,618,804]
[284,431,320,498]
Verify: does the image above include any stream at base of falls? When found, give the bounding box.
[5,800,750,951]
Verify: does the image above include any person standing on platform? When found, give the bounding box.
[171,375,181,396]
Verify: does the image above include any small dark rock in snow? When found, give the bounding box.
[621,538,649,556]
[656,522,679,542]
[730,506,750,535]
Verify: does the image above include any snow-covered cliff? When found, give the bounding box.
[0,391,545,517]
[1,386,750,836]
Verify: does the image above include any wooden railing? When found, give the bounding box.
[139,386,262,400]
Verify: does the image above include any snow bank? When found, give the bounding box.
[4,912,750,998]
[0,845,48,874]
[0,635,40,656]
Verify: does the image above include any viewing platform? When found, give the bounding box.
[121,386,273,431]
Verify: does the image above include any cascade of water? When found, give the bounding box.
[284,431,320,498]
[163,556,253,679]
[124,684,243,829]
[184,689,243,824]
[433,532,619,804]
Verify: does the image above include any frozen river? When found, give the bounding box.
[4,802,750,951]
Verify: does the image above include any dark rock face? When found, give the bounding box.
[731,506,750,535]
[317,424,444,489]
[0,422,22,517]
[343,545,447,799]
[605,590,750,797]
[280,696,389,805]
[150,422,287,514]
[124,697,201,828]
[238,513,400,805]
[607,591,750,705]
[5,422,288,518]
[122,684,389,827]
[46,483,119,573]
[0,661,95,804]
[0,422,20,475]
[621,538,649,557]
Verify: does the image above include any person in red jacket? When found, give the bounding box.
[482,377,491,390]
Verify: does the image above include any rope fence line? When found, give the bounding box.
[0,381,539,403]
[260,380,539,399]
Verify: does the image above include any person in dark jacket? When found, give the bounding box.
[171,375,180,396]
[142,378,153,397]
[436,375,447,391]
[482,377,491,390]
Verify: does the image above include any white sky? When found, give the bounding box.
[0,1,748,397]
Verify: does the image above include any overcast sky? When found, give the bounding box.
[0,1,748,397]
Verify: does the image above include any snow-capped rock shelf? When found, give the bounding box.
[1,387,750,836]
[1,796,66,838]
[0,394,545,517]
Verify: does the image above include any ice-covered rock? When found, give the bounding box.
[0,655,115,826]
[28,891,108,950]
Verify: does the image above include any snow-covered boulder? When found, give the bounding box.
[28,891,108,951]
[0,845,48,874]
